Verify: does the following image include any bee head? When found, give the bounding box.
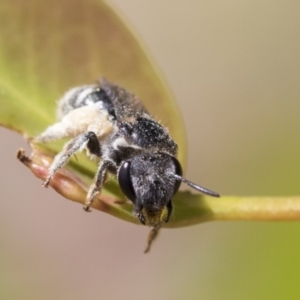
[118,152,220,226]
[118,152,181,226]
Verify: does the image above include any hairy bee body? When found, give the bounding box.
[36,79,181,225]
[36,78,219,251]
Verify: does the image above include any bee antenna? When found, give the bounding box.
[172,174,220,197]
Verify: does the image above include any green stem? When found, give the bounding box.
[208,196,300,221]
[17,148,300,228]
[166,193,300,228]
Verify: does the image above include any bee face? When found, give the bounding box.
[118,152,182,226]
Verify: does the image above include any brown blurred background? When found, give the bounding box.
[1,0,300,299]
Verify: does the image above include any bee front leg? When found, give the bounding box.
[84,160,117,212]
[43,131,100,187]
[144,223,163,253]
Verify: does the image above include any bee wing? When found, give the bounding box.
[98,78,148,122]
[98,76,186,169]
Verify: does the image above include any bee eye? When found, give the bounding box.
[118,161,136,203]
[171,157,183,195]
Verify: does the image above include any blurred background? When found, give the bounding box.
[1,0,300,299]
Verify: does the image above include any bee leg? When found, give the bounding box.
[144,223,163,254]
[34,121,70,143]
[86,134,101,157]
[44,131,100,187]
[165,201,173,222]
[84,160,117,212]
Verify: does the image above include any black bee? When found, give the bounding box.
[35,78,219,251]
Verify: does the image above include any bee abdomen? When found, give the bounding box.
[57,85,116,121]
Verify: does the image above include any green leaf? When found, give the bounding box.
[0,0,186,163]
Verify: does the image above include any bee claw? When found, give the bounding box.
[83,205,92,212]
[42,178,51,188]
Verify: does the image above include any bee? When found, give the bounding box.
[35,78,219,252]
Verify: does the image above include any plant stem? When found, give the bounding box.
[207,196,300,221]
